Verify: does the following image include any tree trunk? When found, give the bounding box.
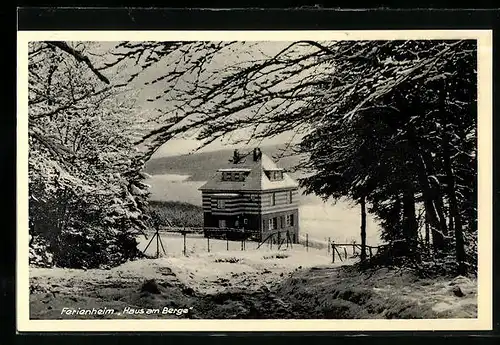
[393,193,403,239]
[405,124,447,254]
[425,218,430,249]
[413,155,447,254]
[420,150,449,239]
[402,187,418,257]
[439,81,467,275]
[448,200,455,237]
[442,135,467,275]
[360,195,367,265]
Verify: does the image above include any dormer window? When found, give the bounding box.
[266,170,283,181]
[220,169,250,181]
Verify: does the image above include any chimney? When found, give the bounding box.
[253,147,262,161]
[233,149,240,164]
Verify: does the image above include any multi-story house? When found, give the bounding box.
[198,148,299,242]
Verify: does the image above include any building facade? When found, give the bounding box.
[198,148,299,242]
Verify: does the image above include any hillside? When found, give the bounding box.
[144,144,306,181]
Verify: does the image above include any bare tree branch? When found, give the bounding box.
[46,41,110,84]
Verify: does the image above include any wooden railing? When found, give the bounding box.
[148,226,260,256]
[257,230,294,250]
[330,241,385,263]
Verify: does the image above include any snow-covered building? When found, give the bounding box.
[198,148,299,242]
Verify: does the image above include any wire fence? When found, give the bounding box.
[139,227,263,258]
[139,227,379,263]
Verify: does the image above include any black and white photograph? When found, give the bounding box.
[17,30,492,331]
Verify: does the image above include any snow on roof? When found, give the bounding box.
[199,152,299,192]
[217,168,252,172]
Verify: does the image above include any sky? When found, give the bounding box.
[85,41,317,158]
[151,130,302,158]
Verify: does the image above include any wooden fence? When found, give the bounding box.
[143,226,258,257]
[155,227,297,254]
[145,227,386,263]
[256,230,295,250]
[329,241,384,263]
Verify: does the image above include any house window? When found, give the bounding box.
[235,220,239,227]
[250,194,257,201]
[217,199,226,209]
[244,218,248,225]
[268,218,277,230]
[286,214,294,227]
[271,192,276,206]
[219,219,226,228]
[233,172,239,181]
[270,171,282,181]
[268,217,277,230]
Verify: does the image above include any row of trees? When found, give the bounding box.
[298,41,477,275]
[28,40,478,275]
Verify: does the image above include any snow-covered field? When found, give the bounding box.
[30,251,477,319]
[136,232,352,294]
[30,224,476,320]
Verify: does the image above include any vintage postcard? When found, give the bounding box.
[17,29,492,332]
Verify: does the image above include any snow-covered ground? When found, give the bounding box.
[277,266,478,319]
[29,252,477,319]
[136,233,353,294]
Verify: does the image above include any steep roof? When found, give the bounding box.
[198,152,299,192]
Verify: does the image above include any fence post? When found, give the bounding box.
[331,241,335,263]
[369,247,373,259]
[183,231,187,256]
[207,235,210,253]
[352,241,356,255]
[328,237,331,254]
[277,232,281,247]
[344,247,348,260]
[270,233,273,250]
[156,230,160,258]
[226,231,229,251]
[306,233,308,252]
